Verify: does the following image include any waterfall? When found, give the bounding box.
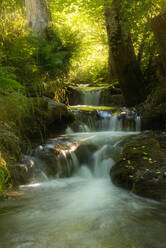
[73,86,101,106]
[3,85,165,248]
[68,108,141,133]
[92,145,115,178]
[81,89,101,106]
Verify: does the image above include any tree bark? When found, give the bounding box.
[104,0,144,106]
[25,0,51,36]
[150,12,166,71]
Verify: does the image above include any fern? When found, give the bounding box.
[0,77,24,93]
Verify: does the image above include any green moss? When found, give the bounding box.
[111,132,166,201]
[0,152,10,199]
[141,84,166,130]
[71,84,108,92]
[69,105,119,112]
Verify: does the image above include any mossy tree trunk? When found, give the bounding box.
[104,0,144,106]
[25,0,51,36]
[150,12,166,72]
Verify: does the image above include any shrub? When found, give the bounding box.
[0,153,10,198]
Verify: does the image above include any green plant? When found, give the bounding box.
[0,153,10,198]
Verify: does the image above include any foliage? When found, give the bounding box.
[0,0,78,98]
[49,0,109,84]
[0,93,48,140]
[119,0,162,68]
[0,0,165,196]
[0,77,24,93]
[0,152,10,198]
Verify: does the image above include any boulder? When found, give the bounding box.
[141,85,166,130]
[110,131,166,201]
[75,143,99,165]
[46,98,74,131]
[67,86,82,105]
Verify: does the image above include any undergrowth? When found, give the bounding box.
[0,0,79,197]
[0,153,10,199]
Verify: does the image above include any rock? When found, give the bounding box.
[67,86,82,105]
[141,85,166,130]
[117,109,138,131]
[68,85,123,106]
[75,143,99,165]
[10,163,34,186]
[110,131,166,201]
[46,98,74,131]
[11,141,77,185]
[23,97,74,137]
[69,108,101,132]
[100,93,125,107]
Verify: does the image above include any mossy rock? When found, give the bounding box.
[141,84,166,130]
[0,122,22,195]
[67,86,82,105]
[47,99,74,131]
[101,94,125,107]
[110,132,166,201]
[0,122,21,162]
[75,143,99,165]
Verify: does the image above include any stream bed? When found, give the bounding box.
[1,174,166,248]
[0,88,166,248]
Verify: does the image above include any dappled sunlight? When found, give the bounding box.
[0,1,166,248]
[49,0,109,83]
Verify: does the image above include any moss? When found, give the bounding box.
[141,84,166,130]
[110,132,166,201]
[71,85,107,92]
[0,95,75,196]
[0,152,10,199]
[70,105,119,112]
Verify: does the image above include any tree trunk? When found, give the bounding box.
[104,0,144,106]
[150,12,166,71]
[25,0,51,36]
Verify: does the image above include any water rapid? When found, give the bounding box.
[1,88,166,248]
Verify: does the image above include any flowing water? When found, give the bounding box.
[71,85,101,106]
[1,89,166,248]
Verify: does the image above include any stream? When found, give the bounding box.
[1,88,166,248]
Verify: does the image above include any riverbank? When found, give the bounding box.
[0,94,74,198]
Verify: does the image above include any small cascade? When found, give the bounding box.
[75,166,93,178]
[69,151,80,171]
[92,145,116,178]
[68,107,141,133]
[81,89,101,106]
[136,116,141,131]
[71,86,101,106]
[3,82,166,248]
[20,155,49,182]
[97,108,141,132]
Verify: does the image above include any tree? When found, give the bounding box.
[150,7,166,72]
[104,0,145,106]
[25,0,51,36]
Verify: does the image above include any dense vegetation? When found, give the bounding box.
[0,0,166,197]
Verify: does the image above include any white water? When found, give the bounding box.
[69,107,141,133]
[1,90,166,248]
[1,129,166,248]
[1,174,166,248]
